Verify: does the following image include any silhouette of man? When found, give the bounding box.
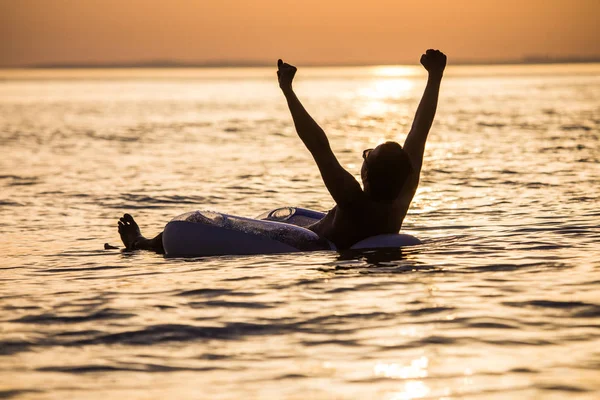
[277,49,446,249]
[117,49,446,252]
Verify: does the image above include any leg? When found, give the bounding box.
[118,214,165,254]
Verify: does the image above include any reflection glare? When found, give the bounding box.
[359,79,414,100]
[374,356,428,379]
[387,381,431,400]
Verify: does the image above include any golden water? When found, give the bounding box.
[1,64,599,399]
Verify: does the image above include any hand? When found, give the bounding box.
[420,49,446,76]
[277,59,297,91]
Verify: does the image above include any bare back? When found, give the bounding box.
[308,192,411,250]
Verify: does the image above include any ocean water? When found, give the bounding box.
[1,64,599,399]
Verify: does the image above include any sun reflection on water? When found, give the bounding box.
[375,357,431,399]
[386,381,431,400]
[374,356,428,379]
[359,78,415,101]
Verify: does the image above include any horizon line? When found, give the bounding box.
[4,56,600,69]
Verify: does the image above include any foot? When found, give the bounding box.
[118,213,145,250]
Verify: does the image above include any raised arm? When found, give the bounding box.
[277,59,363,208]
[403,49,447,174]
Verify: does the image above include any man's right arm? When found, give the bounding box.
[403,49,446,175]
[394,50,446,215]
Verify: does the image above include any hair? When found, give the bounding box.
[364,141,413,201]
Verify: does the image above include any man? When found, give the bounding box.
[117,49,446,252]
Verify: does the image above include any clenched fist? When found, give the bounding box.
[277,59,297,91]
[420,49,446,76]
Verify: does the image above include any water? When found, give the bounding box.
[1,64,599,399]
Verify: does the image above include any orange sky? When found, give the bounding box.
[1,0,599,67]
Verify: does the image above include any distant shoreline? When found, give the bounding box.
[5,57,600,69]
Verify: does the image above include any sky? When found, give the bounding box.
[1,0,599,67]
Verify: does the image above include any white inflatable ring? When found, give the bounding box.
[162,207,421,257]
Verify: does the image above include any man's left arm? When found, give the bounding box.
[278,60,363,207]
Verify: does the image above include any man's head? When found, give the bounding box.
[361,141,413,202]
